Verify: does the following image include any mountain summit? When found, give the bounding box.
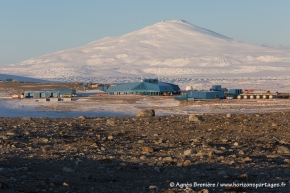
[2,20,290,81]
[153,19,232,40]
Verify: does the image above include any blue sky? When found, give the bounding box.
[1,0,290,65]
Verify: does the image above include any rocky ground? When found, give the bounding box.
[1,111,290,193]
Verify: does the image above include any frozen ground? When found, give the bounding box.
[0,97,179,118]
[1,94,290,118]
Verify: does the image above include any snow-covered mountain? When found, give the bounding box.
[2,19,290,83]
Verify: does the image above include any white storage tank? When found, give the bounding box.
[185,86,193,91]
[263,95,268,99]
[250,95,255,99]
[237,95,242,99]
[269,95,273,99]
[256,95,261,99]
[243,95,248,99]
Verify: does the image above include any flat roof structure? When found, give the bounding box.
[24,89,76,98]
[186,90,225,99]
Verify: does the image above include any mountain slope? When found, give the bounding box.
[2,19,290,81]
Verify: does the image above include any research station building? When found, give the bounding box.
[106,78,180,95]
[24,89,76,98]
[176,85,226,100]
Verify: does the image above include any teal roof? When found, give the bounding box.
[106,81,180,93]
[24,89,76,94]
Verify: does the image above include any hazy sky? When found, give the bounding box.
[1,0,290,65]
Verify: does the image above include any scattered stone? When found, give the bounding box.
[164,190,175,193]
[62,167,74,173]
[140,155,147,160]
[106,119,115,126]
[138,140,145,144]
[198,189,209,193]
[149,185,158,190]
[238,150,244,155]
[244,157,252,162]
[234,142,239,146]
[107,135,114,140]
[188,115,202,123]
[277,146,290,154]
[228,160,235,165]
[284,159,290,164]
[237,173,248,180]
[96,134,101,139]
[6,132,15,136]
[219,156,225,160]
[22,117,32,121]
[177,162,183,167]
[78,116,86,120]
[196,150,214,157]
[184,149,197,156]
[226,113,231,118]
[39,138,49,143]
[142,146,154,153]
[136,109,155,117]
[183,160,191,167]
[163,157,173,162]
[220,146,226,150]
[266,154,278,158]
[63,182,69,187]
[24,131,30,135]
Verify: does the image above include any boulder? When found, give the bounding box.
[184,149,197,156]
[142,146,154,153]
[188,115,203,123]
[136,109,155,117]
[22,117,32,121]
[106,119,115,126]
[78,116,86,120]
[277,146,290,154]
[183,160,191,167]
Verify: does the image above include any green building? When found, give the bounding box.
[106,78,180,95]
[24,89,76,98]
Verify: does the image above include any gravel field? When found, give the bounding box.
[1,112,290,192]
